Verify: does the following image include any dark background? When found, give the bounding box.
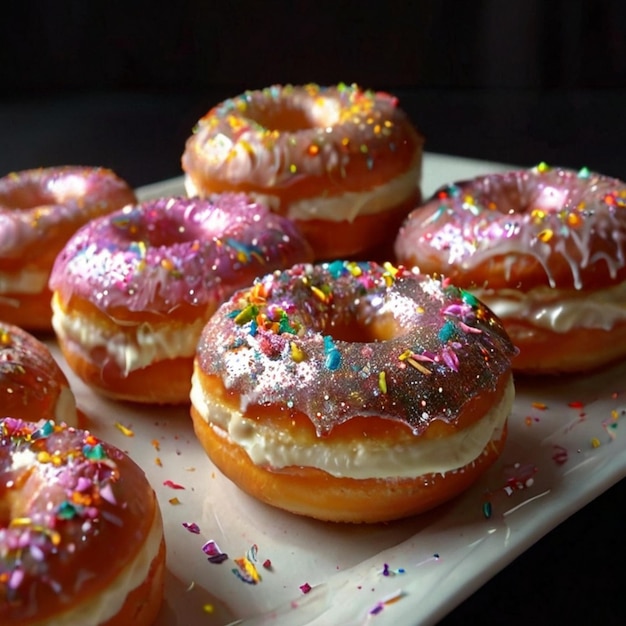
[2,1,626,624]
[2,0,626,185]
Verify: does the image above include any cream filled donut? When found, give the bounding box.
[394,164,626,373]
[1,322,78,426]
[0,166,136,330]
[49,194,313,404]
[182,83,424,260]
[190,261,516,523]
[0,417,165,625]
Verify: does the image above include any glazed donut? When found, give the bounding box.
[394,163,626,373]
[190,261,516,523]
[0,166,136,330]
[182,83,424,261]
[0,322,78,426]
[0,418,165,625]
[49,194,313,404]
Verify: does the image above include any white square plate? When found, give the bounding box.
[48,153,626,625]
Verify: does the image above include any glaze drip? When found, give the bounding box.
[196,261,517,435]
[394,164,626,290]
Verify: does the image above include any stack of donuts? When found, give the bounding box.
[3,80,626,620]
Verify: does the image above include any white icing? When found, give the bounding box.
[474,280,626,333]
[47,507,163,626]
[51,296,204,374]
[186,153,422,223]
[190,372,514,479]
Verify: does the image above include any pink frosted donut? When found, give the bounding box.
[0,166,136,330]
[394,163,626,373]
[0,321,78,426]
[190,260,516,522]
[49,193,314,404]
[0,417,165,625]
[182,83,424,260]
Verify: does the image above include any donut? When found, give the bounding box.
[1,322,78,426]
[0,417,165,625]
[190,260,517,523]
[49,194,314,404]
[394,163,626,373]
[181,83,424,261]
[0,166,136,330]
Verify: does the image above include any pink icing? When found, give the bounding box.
[394,164,626,290]
[0,417,157,622]
[49,194,313,313]
[0,166,136,258]
[182,83,423,193]
[196,261,516,436]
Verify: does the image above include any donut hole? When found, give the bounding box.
[0,182,57,209]
[325,310,406,343]
[1,174,92,209]
[481,174,576,216]
[249,97,340,133]
[115,212,200,248]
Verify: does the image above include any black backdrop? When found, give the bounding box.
[2,2,626,625]
[2,0,626,185]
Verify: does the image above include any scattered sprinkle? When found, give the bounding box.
[114,422,134,437]
[370,589,406,615]
[232,555,261,584]
[552,445,568,465]
[568,400,585,409]
[163,479,185,490]
[299,582,312,594]
[203,540,228,564]
[182,522,201,534]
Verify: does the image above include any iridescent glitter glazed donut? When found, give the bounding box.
[1,322,78,426]
[394,163,626,373]
[0,418,165,625]
[0,166,136,330]
[182,83,424,260]
[49,194,313,404]
[190,261,516,523]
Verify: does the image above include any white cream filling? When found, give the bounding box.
[474,280,626,333]
[51,297,204,374]
[0,267,48,294]
[191,372,514,479]
[185,154,421,223]
[43,507,163,626]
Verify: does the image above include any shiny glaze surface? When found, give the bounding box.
[0,323,76,424]
[195,261,516,436]
[0,418,157,623]
[0,166,136,263]
[49,194,313,316]
[182,83,423,208]
[394,164,626,291]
